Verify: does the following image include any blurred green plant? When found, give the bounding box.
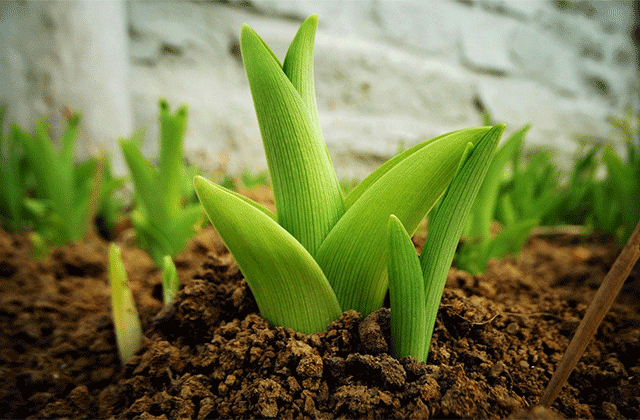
[542,146,600,227]
[195,15,504,336]
[456,125,538,274]
[0,106,32,231]
[120,99,203,267]
[217,168,270,191]
[600,116,640,244]
[108,243,142,364]
[94,155,126,240]
[14,112,102,247]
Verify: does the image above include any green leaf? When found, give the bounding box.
[387,215,427,361]
[419,124,503,358]
[108,243,143,363]
[195,176,342,334]
[241,19,345,255]
[317,127,492,316]
[345,129,467,209]
[283,15,321,135]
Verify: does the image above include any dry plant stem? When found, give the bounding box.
[539,218,640,407]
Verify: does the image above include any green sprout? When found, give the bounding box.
[120,99,203,267]
[14,112,101,247]
[108,243,142,364]
[162,255,179,305]
[194,15,504,335]
[388,126,500,361]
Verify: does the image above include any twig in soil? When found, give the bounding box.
[539,218,640,407]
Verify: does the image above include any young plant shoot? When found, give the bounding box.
[120,100,203,267]
[108,243,143,364]
[162,255,179,305]
[195,15,505,335]
[15,113,100,247]
[388,125,502,361]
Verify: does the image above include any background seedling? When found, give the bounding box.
[120,99,204,267]
[15,112,102,247]
[0,106,31,232]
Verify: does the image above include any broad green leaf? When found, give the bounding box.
[241,22,344,255]
[387,215,427,361]
[420,124,503,358]
[108,243,142,363]
[345,129,468,209]
[195,176,342,334]
[317,127,491,316]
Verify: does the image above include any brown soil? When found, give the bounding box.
[1,187,639,419]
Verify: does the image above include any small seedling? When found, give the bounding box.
[388,125,501,361]
[120,99,203,267]
[108,243,143,364]
[14,112,101,247]
[162,255,179,305]
[194,15,504,335]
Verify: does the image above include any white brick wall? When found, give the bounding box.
[1,0,638,179]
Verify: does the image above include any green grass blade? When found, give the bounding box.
[316,127,491,316]
[195,176,342,334]
[241,23,345,255]
[387,215,427,361]
[108,243,143,363]
[419,124,503,358]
